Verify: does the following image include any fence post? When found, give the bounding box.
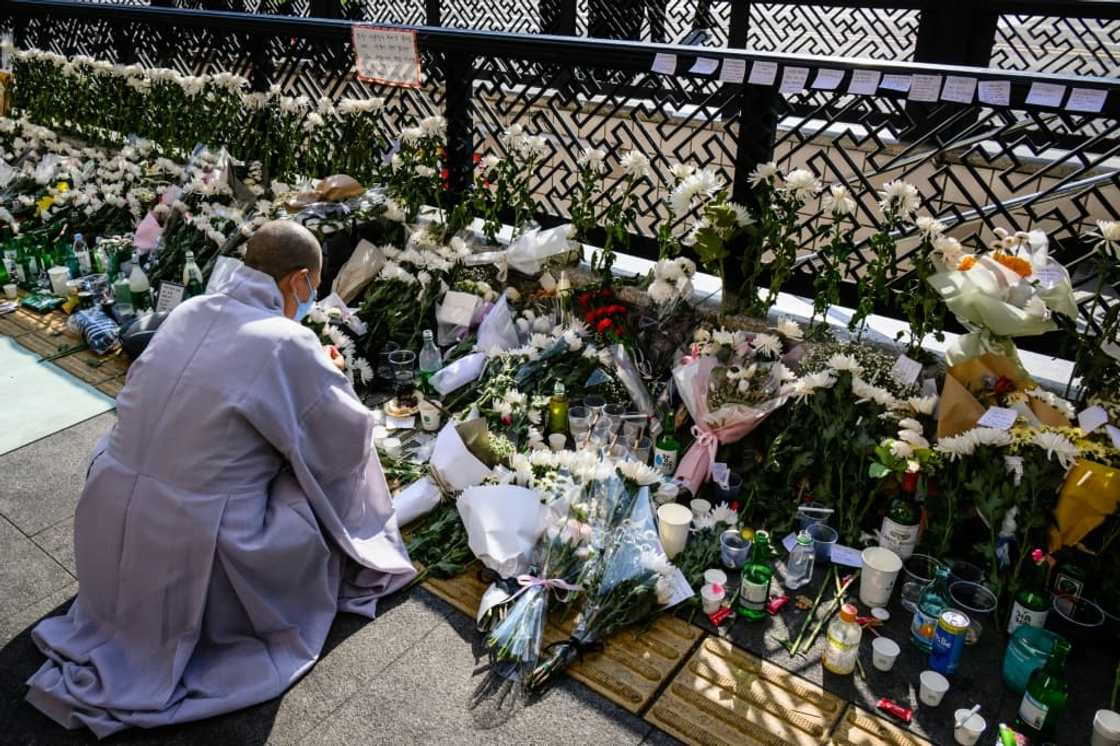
[540,0,577,35]
[426,0,441,27]
[443,51,474,205]
[727,0,750,49]
[309,0,342,19]
[914,0,997,67]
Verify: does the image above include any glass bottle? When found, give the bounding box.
[418,329,442,389]
[94,240,112,279]
[653,410,681,476]
[182,250,205,298]
[0,250,8,286]
[785,530,815,590]
[737,530,773,621]
[879,472,921,560]
[128,252,151,311]
[72,233,91,275]
[2,243,17,285]
[1052,559,1087,617]
[59,238,79,279]
[21,241,40,288]
[547,382,569,435]
[10,241,28,287]
[1015,638,1071,740]
[1008,548,1050,635]
[911,564,952,651]
[822,603,862,675]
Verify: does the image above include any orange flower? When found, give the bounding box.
[993,252,1033,278]
[957,255,977,271]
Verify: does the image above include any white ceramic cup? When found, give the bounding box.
[548,433,567,451]
[657,503,692,559]
[704,569,728,587]
[1093,709,1120,746]
[3,283,15,300]
[689,498,711,520]
[871,636,901,672]
[919,670,950,707]
[860,546,903,608]
[953,709,986,745]
[700,583,725,614]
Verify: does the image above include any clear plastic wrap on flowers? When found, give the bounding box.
[609,343,655,417]
[430,292,521,396]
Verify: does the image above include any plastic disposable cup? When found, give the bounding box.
[919,670,950,707]
[48,266,70,296]
[949,581,998,644]
[704,569,727,587]
[720,529,751,569]
[657,503,692,559]
[3,283,15,299]
[948,558,984,585]
[689,498,711,520]
[654,483,679,505]
[902,554,945,612]
[860,547,903,608]
[1092,709,1120,746]
[548,433,567,451]
[808,523,838,562]
[953,709,986,745]
[418,399,441,432]
[871,637,900,672]
[700,583,725,614]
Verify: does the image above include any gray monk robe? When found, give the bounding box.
[26,264,417,738]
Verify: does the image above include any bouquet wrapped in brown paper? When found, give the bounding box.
[937,352,1072,439]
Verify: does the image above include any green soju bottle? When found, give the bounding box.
[738,530,773,621]
[1016,638,1071,740]
[182,251,205,298]
[1008,548,1050,634]
[653,410,681,476]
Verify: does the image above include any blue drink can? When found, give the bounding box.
[929,609,969,675]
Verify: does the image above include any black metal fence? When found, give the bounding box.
[3,0,1119,357]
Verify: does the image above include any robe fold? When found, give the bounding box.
[26,265,417,738]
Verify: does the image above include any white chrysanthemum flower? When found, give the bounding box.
[420,115,447,139]
[933,236,965,268]
[907,395,938,415]
[692,513,717,532]
[578,147,607,174]
[727,201,752,227]
[1089,220,1120,259]
[774,317,803,340]
[974,427,1014,448]
[302,112,325,132]
[915,216,946,239]
[780,169,821,202]
[562,329,583,351]
[898,417,923,434]
[1031,431,1079,470]
[827,353,863,375]
[897,429,930,450]
[710,503,738,527]
[822,184,856,217]
[669,162,696,182]
[788,371,836,402]
[353,358,374,385]
[620,151,651,179]
[748,161,779,187]
[887,439,914,459]
[851,376,899,409]
[878,180,921,221]
[478,154,501,174]
[322,324,355,353]
[752,333,782,359]
[1004,455,1024,486]
[648,279,676,305]
[670,168,723,216]
[1024,388,1076,420]
[618,460,660,486]
[383,199,406,222]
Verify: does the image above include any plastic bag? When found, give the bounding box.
[462,224,575,278]
[332,238,386,303]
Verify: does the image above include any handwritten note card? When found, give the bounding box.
[352,27,421,88]
[689,56,719,75]
[977,406,1019,431]
[1108,425,1120,450]
[880,74,911,92]
[749,61,779,86]
[830,544,863,568]
[1026,82,1066,108]
[651,53,677,75]
[891,354,923,388]
[1078,405,1109,435]
[941,75,977,104]
[978,80,1011,106]
[779,66,810,94]
[155,282,185,313]
[909,74,943,102]
[720,58,747,83]
[1067,87,1108,113]
[812,68,844,91]
[848,69,881,95]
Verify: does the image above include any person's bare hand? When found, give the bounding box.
[324,344,347,371]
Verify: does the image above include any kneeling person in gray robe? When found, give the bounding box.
[26,221,417,738]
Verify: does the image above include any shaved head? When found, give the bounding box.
[245,220,322,281]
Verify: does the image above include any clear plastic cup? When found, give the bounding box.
[808,523,838,562]
[901,554,944,612]
[949,581,998,644]
[720,530,750,569]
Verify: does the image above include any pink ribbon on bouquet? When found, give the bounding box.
[515,574,583,603]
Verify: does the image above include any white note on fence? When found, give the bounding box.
[720,58,747,83]
[941,75,977,104]
[1067,87,1108,113]
[811,68,844,91]
[651,53,677,75]
[352,26,420,87]
[848,69,881,95]
[1026,82,1066,108]
[908,74,942,102]
[749,60,779,86]
[779,66,810,94]
[689,56,719,75]
[880,74,911,92]
[978,80,1011,106]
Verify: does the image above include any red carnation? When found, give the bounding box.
[901,471,918,493]
[597,318,612,333]
[994,376,1016,396]
[472,152,481,163]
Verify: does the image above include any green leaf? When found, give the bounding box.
[868,462,892,479]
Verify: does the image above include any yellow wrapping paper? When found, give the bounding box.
[937,353,1070,439]
[1050,460,1120,551]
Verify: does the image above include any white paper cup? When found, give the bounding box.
[3,283,15,300]
[953,709,986,745]
[704,569,727,587]
[700,583,725,614]
[1093,709,1120,746]
[48,266,70,296]
[548,433,567,451]
[418,400,441,432]
[919,670,950,707]
[860,546,903,608]
[657,503,692,559]
[654,483,679,505]
[871,636,900,672]
[689,498,711,519]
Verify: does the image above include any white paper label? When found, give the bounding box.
[155,282,185,313]
[830,544,863,567]
[1078,405,1109,434]
[386,415,416,430]
[654,447,677,475]
[978,80,1011,106]
[941,75,977,104]
[1019,692,1049,731]
[978,406,1019,430]
[1108,425,1120,450]
[908,74,943,102]
[891,354,923,387]
[651,52,677,75]
[779,66,809,94]
[879,74,911,92]
[689,56,718,75]
[352,26,421,87]
[748,61,779,86]
[1067,87,1107,113]
[720,58,747,84]
[1026,82,1066,108]
[880,516,919,560]
[848,69,881,95]
[1007,601,1048,634]
[811,68,844,91]
[1033,264,1064,287]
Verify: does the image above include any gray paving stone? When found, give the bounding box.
[0,517,74,625]
[31,517,75,578]
[301,592,659,746]
[0,411,115,535]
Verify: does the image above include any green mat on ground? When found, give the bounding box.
[0,337,116,455]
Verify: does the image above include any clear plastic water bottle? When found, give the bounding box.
[418,329,442,388]
[785,530,815,590]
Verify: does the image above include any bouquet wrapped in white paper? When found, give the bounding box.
[462,224,575,278]
[429,291,522,396]
[392,419,493,526]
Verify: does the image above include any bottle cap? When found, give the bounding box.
[554,382,565,395]
[839,603,858,623]
[796,530,812,546]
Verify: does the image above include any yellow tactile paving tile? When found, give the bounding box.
[828,704,933,746]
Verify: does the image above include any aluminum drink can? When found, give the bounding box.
[928,609,969,675]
